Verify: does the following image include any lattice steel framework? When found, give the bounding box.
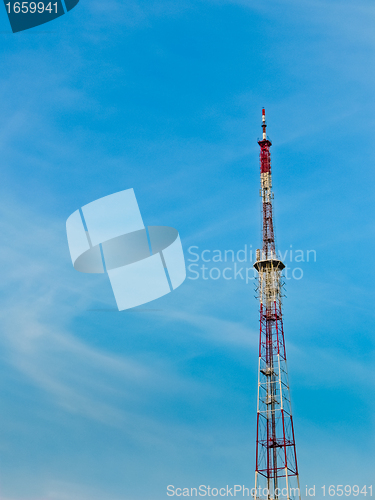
[253,110,301,500]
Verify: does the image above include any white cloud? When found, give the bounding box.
[0,196,210,429]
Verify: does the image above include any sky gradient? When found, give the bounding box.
[0,0,374,498]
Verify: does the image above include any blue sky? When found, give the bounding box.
[0,0,374,498]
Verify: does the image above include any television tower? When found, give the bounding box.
[253,109,301,500]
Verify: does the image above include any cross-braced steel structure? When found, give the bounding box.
[253,109,301,500]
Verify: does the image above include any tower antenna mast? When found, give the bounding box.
[253,109,301,500]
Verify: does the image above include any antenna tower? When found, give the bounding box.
[253,109,301,500]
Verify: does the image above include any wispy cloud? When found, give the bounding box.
[0,196,209,428]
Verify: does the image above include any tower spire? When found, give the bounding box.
[253,110,301,500]
[262,108,267,140]
[258,109,275,260]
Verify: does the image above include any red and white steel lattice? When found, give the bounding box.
[253,110,301,500]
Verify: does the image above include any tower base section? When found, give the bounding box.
[254,471,301,500]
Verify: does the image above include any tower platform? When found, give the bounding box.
[253,258,285,272]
